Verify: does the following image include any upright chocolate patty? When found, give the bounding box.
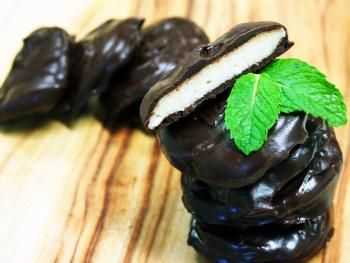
[57,18,144,114]
[140,21,293,130]
[0,27,72,121]
[158,93,309,188]
[100,17,209,120]
[189,212,333,263]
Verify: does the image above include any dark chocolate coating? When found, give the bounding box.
[58,18,144,114]
[158,94,309,188]
[189,212,333,263]
[182,127,341,227]
[100,17,209,120]
[140,21,293,129]
[158,90,342,261]
[0,27,72,121]
[181,117,342,227]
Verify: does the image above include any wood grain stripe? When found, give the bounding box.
[144,166,173,261]
[83,130,133,262]
[68,130,120,263]
[186,0,193,18]
[53,127,106,263]
[320,0,331,72]
[122,140,161,263]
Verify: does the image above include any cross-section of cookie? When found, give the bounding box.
[140,21,293,130]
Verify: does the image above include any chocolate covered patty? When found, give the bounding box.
[101,17,209,119]
[180,115,342,227]
[58,18,144,114]
[189,212,333,263]
[182,130,341,227]
[157,86,342,262]
[158,93,310,188]
[0,27,72,121]
[140,21,293,130]
[141,18,346,263]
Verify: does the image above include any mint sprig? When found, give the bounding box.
[225,73,280,155]
[225,58,347,155]
[261,59,347,127]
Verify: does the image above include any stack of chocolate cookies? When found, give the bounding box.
[157,94,342,262]
[140,21,344,262]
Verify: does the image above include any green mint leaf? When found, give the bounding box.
[261,58,347,127]
[224,73,281,155]
[225,58,347,155]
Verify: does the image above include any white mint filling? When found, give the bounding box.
[148,28,286,129]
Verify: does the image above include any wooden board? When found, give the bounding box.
[0,0,349,262]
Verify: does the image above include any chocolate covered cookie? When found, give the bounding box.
[189,212,333,263]
[181,123,341,227]
[141,21,293,130]
[140,20,347,262]
[58,18,144,114]
[158,94,308,188]
[101,17,209,122]
[0,27,72,121]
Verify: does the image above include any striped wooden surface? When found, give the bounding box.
[0,0,349,262]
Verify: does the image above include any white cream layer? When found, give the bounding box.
[148,28,286,130]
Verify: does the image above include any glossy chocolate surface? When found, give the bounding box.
[181,117,342,227]
[101,17,209,120]
[157,89,342,262]
[58,18,143,114]
[189,212,333,263]
[0,27,72,121]
[158,94,309,188]
[140,21,293,129]
[182,131,341,227]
